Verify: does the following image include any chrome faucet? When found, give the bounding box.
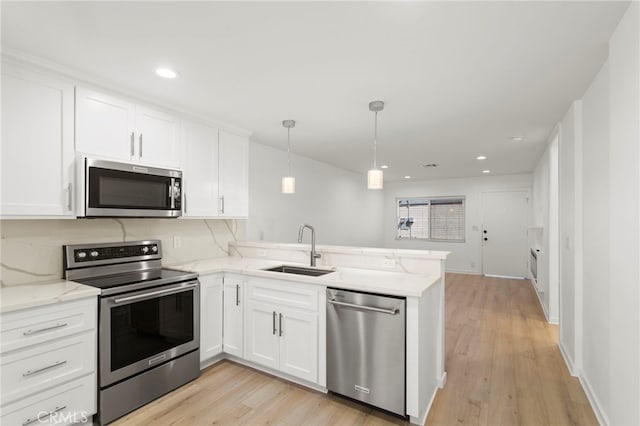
[298,224,321,267]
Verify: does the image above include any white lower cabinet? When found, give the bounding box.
[222,277,244,357]
[0,297,97,425]
[199,274,223,362]
[244,278,321,384]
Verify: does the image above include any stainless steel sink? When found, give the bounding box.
[262,265,335,277]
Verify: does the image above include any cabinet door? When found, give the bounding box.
[75,87,136,161]
[223,278,243,357]
[135,106,181,168]
[244,301,279,370]
[183,121,219,217]
[200,275,223,362]
[218,130,249,218]
[1,65,75,217]
[278,308,318,382]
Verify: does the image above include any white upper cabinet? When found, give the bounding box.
[1,63,75,217]
[75,88,136,162]
[183,121,219,217]
[134,105,181,168]
[76,87,181,168]
[182,124,249,218]
[218,130,249,218]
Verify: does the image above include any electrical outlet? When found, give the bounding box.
[383,258,396,268]
[258,249,266,257]
[173,236,181,249]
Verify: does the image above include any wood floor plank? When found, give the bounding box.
[114,273,598,426]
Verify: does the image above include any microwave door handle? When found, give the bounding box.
[169,178,175,209]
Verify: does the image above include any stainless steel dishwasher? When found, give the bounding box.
[326,288,406,417]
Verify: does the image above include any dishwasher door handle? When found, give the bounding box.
[328,299,399,315]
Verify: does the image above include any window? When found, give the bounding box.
[396,197,465,242]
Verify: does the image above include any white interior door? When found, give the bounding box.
[482,191,529,278]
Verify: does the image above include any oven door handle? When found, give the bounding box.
[112,283,198,304]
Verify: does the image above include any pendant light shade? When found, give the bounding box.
[281,176,295,193]
[367,169,384,189]
[282,120,296,194]
[367,100,384,190]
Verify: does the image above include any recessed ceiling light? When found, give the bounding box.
[476,155,487,160]
[482,170,491,174]
[156,68,178,79]
[381,165,389,169]
[404,175,411,179]
[511,136,524,142]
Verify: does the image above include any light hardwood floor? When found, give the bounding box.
[114,273,597,426]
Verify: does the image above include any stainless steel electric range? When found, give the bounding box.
[63,240,200,425]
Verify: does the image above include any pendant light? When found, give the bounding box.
[281,120,296,194]
[367,100,384,189]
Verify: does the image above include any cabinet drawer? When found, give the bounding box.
[1,373,95,426]
[1,298,97,354]
[1,330,96,405]
[247,278,318,312]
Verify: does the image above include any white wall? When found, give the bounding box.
[531,133,559,323]
[581,59,610,423]
[552,4,639,424]
[383,174,532,274]
[607,3,639,424]
[559,100,582,371]
[247,142,384,247]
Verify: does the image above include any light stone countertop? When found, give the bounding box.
[167,257,440,298]
[232,241,450,260]
[0,280,100,314]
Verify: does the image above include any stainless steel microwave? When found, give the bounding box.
[79,158,182,218]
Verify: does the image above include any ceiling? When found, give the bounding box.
[1,1,629,181]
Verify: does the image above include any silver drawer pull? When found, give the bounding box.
[23,360,67,377]
[22,405,66,426]
[23,323,68,336]
[328,299,399,315]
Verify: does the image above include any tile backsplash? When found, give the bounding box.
[0,219,245,286]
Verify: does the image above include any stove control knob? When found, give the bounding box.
[151,245,158,253]
[90,251,99,258]
[77,252,87,259]
[141,246,149,254]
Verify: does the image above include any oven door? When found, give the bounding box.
[99,281,200,387]
[85,158,182,217]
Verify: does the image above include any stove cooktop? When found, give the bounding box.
[74,268,198,296]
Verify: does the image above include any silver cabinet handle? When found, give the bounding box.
[328,299,399,315]
[23,322,68,336]
[130,132,135,157]
[66,183,72,211]
[139,133,143,158]
[272,311,277,335]
[113,283,198,304]
[235,284,240,306]
[220,196,225,214]
[279,313,283,336]
[23,405,66,426]
[23,360,67,377]
[184,191,187,214]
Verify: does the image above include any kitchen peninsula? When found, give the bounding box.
[170,241,449,425]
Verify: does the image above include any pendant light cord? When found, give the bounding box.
[373,111,378,169]
[287,127,292,176]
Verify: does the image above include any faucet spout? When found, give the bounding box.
[297,224,321,267]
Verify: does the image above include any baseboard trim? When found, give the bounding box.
[437,371,447,388]
[445,268,481,275]
[528,278,558,324]
[578,372,609,426]
[558,340,577,377]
